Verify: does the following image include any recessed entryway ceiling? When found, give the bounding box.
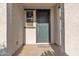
[21,3,56,9]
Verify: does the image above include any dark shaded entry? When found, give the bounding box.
[36,9,50,43]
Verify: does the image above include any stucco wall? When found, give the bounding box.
[64,3,79,55]
[7,3,24,55]
[54,4,61,46]
[50,8,55,44]
[0,3,7,55]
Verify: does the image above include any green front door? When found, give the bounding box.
[36,10,50,43]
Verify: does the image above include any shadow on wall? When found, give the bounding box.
[12,44,24,56]
[41,44,68,56]
[23,28,26,45]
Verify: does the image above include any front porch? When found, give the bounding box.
[13,44,65,56]
[7,3,64,56]
[0,3,65,56]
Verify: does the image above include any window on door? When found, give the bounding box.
[24,10,35,28]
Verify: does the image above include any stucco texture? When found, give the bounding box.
[7,3,24,55]
[0,3,7,55]
[65,3,79,56]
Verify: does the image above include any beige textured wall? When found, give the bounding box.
[65,3,79,55]
[0,3,7,47]
[54,4,61,46]
[0,3,7,55]
[7,3,24,55]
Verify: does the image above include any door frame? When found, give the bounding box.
[24,8,54,44]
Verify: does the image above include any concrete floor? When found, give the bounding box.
[14,44,66,56]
